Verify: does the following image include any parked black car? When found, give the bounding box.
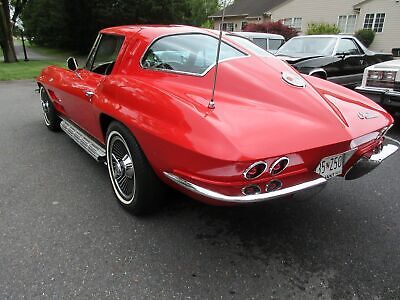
[275,35,393,88]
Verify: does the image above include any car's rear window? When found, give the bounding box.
[141,33,246,75]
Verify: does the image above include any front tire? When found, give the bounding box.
[106,122,165,215]
[40,86,61,131]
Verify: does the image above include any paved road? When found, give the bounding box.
[1,80,400,299]
[14,44,50,61]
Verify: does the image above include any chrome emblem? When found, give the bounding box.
[358,112,379,120]
[281,72,306,88]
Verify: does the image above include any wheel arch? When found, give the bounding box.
[100,113,118,141]
[99,113,139,145]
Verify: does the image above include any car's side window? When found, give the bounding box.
[86,34,125,75]
[336,39,362,56]
[269,39,284,51]
[253,38,268,51]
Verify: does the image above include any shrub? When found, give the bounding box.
[354,29,375,47]
[201,19,214,29]
[244,21,299,40]
[306,23,340,35]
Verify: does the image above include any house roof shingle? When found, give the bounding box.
[210,0,288,18]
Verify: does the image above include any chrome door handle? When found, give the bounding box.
[84,91,95,98]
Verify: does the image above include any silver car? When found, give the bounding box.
[231,32,285,54]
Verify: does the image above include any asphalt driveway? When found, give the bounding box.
[0,80,399,299]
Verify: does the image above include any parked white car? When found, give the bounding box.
[356,59,400,113]
[230,32,285,54]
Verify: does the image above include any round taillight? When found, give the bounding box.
[266,180,283,193]
[269,157,289,175]
[242,185,261,196]
[243,162,267,180]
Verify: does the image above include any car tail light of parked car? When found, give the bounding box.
[367,70,398,89]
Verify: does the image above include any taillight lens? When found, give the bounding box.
[243,162,267,180]
[367,70,397,88]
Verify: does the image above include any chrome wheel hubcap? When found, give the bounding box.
[40,88,51,125]
[108,133,136,203]
[41,99,49,113]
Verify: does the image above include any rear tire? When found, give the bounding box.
[106,122,165,215]
[40,87,61,131]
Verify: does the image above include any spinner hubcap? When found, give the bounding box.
[108,133,136,201]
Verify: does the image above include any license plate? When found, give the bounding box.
[315,153,344,179]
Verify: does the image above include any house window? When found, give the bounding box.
[282,17,302,30]
[222,22,234,32]
[338,15,356,33]
[363,13,385,32]
[374,13,385,32]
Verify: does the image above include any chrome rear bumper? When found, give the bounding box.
[345,137,399,180]
[163,172,327,204]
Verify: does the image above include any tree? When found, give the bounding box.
[0,0,17,62]
[22,0,219,53]
[244,21,299,41]
[188,0,218,27]
[0,0,30,62]
[11,0,30,25]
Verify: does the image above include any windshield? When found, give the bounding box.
[226,35,274,57]
[276,37,337,57]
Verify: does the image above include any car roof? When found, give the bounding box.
[100,25,207,38]
[232,31,284,39]
[291,35,354,39]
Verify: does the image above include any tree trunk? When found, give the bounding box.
[0,0,18,63]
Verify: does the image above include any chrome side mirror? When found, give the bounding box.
[67,57,79,71]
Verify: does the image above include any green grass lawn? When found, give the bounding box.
[28,44,73,58]
[0,60,65,81]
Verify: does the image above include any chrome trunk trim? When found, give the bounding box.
[163,172,327,203]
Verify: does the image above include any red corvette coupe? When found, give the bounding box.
[37,25,399,214]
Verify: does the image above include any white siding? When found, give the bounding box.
[357,0,400,52]
[269,0,400,52]
[270,0,360,34]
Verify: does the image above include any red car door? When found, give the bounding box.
[59,33,125,137]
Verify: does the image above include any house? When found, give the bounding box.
[210,0,400,53]
[209,0,287,32]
